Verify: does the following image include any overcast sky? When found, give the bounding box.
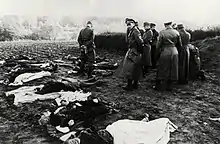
[1,0,220,27]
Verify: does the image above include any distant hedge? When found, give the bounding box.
[94,32,127,52]
[94,26,220,51]
[187,26,220,41]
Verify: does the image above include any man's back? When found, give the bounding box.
[159,28,181,47]
[78,27,94,48]
[151,29,159,45]
[179,30,191,46]
[143,29,153,44]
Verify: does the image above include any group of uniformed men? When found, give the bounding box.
[77,19,198,92]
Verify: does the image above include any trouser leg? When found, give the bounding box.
[86,50,95,78]
[151,46,157,68]
[133,80,139,89]
[143,66,149,78]
[87,64,94,78]
[79,61,85,74]
[79,52,86,74]
[123,79,133,91]
[166,80,172,91]
[155,80,161,91]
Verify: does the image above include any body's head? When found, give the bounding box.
[150,23,156,30]
[144,22,151,30]
[38,110,51,126]
[61,99,69,106]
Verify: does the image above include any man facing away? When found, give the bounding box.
[177,24,191,84]
[77,21,96,78]
[155,22,182,91]
[142,22,153,76]
[150,23,159,68]
[135,21,145,37]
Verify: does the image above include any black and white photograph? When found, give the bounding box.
[0,0,220,143]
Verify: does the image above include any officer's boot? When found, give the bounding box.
[154,80,161,91]
[144,66,149,74]
[87,66,94,79]
[78,61,85,75]
[122,79,133,91]
[143,66,148,77]
[166,80,172,91]
[133,80,139,89]
[142,67,146,78]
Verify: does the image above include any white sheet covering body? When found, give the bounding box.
[5,85,91,105]
[106,118,177,144]
[9,71,52,86]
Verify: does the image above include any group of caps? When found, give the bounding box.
[124,18,185,29]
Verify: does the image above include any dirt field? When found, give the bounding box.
[0,40,220,144]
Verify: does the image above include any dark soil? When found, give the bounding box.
[0,40,220,144]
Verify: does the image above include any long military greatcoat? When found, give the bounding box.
[178,29,191,83]
[142,29,153,67]
[116,26,144,80]
[188,44,201,80]
[151,29,159,67]
[156,27,182,81]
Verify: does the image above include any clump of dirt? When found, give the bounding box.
[194,36,220,78]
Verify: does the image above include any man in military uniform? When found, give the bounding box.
[150,23,159,68]
[125,18,130,37]
[155,22,182,91]
[77,21,96,78]
[116,19,144,91]
[135,21,145,36]
[188,44,206,81]
[125,18,133,49]
[177,24,191,84]
[142,22,153,76]
[172,23,177,30]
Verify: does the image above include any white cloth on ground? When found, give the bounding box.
[56,126,70,133]
[5,85,91,105]
[30,63,51,68]
[9,71,51,86]
[106,118,178,144]
[60,131,77,142]
[0,60,5,65]
[55,90,91,106]
[54,59,66,63]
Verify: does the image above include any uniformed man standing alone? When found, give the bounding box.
[155,22,182,91]
[150,23,159,68]
[116,19,144,91]
[77,21,96,78]
[177,24,191,84]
